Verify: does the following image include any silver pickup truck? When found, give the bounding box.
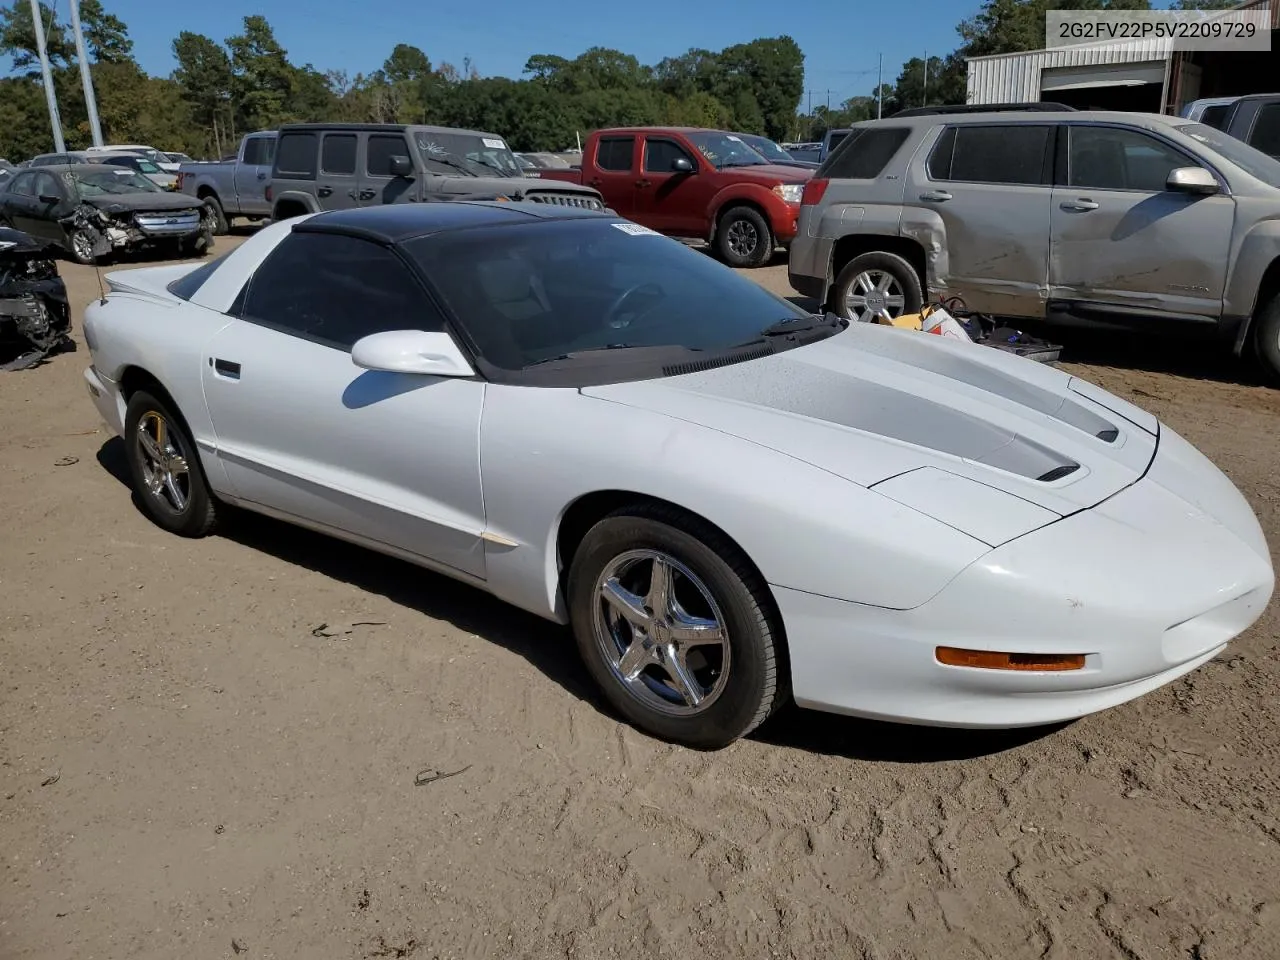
[177,131,277,234]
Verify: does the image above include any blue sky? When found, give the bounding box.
[8,0,969,106]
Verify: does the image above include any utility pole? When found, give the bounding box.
[877,53,883,119]
[826,89,831,113]
[29,0,65,152]
[923,51,928,108]
[807,89,812,116]
[68,0,103,147]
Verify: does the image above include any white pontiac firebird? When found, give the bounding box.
[82,202,1274,748]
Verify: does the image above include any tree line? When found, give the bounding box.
[0,0,1242,163]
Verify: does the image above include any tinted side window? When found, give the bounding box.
[242,138,264,165]
[321,134,357,175]
[1068,126,1192,192]
[1248,103,1280,157]
[596,137,634,172]
[366,134,409,177]
[930,124,1050,185]
[240,233,444,350]
[643,138,693,173]
[275,132,318,179]
[167,251,234,301]
[9,173,36,196]
[35,172,62,198]
[1199,104,1230,131]
[824,127,911,179]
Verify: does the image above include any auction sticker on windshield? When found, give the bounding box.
[482,138,506,149]
[612,223,660,236]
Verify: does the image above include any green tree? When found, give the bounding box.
[225,15,295,131]
[172,31,234,152]
[0,1,72,71]
[79,0,133,64]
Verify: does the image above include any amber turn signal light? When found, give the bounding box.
[935,647,1086,671]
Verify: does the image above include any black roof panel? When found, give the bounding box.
[294,200,611,244]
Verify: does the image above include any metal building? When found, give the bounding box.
[966,0,1279,115]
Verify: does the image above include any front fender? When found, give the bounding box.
[271,190,321,217]
[1224,213,1280,318]
[477,385,990,622]
[706,183,791,237]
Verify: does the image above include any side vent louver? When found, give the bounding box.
[1096,428,1119,443]
[1037,464,1080,483]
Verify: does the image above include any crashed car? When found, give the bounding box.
[0,164,213,265]
[0,227,71,370]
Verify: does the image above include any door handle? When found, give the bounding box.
[359,188,376,200]
[919,190,952,202]
[256,172,267,180]
[348,188,358,199]
[1060,198,1099,212]
[588,178,603,188]
[212,358,241,380]
[317,185,333,197]
[635,178,651,188]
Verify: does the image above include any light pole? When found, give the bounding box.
[29,0,65,152]
[68,0,104,147]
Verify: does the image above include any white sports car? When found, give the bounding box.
[82,203,1274,748]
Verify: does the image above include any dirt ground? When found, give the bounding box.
[3,231,1280,960]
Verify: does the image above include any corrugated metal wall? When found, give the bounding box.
[967,41,1176,104]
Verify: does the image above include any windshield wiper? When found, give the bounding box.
[731,314,845,348]
[470,155,513,177]
[424,154,479,177]
[522,343,698,368]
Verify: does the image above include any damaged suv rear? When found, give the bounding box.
[0,165,213,265]
[0,227,71,370]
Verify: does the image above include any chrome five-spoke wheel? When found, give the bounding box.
[593,549,730,714]
[135,410,191,514]
[124,389,218,537]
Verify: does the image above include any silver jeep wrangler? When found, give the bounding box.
[788,109,1280,381]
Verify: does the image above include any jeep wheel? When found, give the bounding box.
[830,251,922,323]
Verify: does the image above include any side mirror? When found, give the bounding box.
[389,154,413,177]
[38,194,60,204]
[351,330,474,378]
[1166,166,1219,195]
[671,157,694,173]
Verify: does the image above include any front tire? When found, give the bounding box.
[715,205,774,268]
[829,251,923,323]
[567,506,783,748]
[66,227,98,265]
[124,389,218,537]
[1253,293,1280,386]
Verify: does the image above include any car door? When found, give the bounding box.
[907,122,1055,317]
[2,172,42,236]
[200,230,487,580]
[361,132,415,205]
[27,171,74,244]
[1048,123,1233,323]
[634,134,714,236]
[233,135,276,215]
[313,132,360,210]
[587,135,639,220]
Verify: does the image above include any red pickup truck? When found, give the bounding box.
[537,127,812,268]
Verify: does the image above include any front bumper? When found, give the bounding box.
[779,425,1274,728]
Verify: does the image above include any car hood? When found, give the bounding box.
[581,324,1161,545]
[83,192,202,214]
[432,176,600,198]
[716,163,814,183]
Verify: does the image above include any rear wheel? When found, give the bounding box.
[123,389,218,537]
[829,251,922,323]
[715,206,773,268]
[202,195,229,235]
[1253,292,1280,385]
[567,505,784,748]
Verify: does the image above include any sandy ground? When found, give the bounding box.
[2,231,1280,960]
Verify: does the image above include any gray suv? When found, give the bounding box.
[788,110,1280,380]
[268,123,605,221]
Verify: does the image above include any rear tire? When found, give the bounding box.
[1253,293,1280,386]
[123,389,218,538]
[829,250,923,323]
[567,505,784,748]
[715,206,773,268]
[202,195,229,235]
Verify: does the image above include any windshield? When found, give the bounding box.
[413,131,521,177]
[684,131,771,168]
[1176,121,1280,187]
[405,218,812,372]
[738,135,795,164]
[69,168,159,195]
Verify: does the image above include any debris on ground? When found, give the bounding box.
[414,765,472,786]
[310,621,388,639]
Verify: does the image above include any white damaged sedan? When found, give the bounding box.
[82,203,1274,748]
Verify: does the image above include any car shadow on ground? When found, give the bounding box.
[95,435,1069,763]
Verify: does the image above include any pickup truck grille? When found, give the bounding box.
[133,210,202,235]
[526,192,605,211]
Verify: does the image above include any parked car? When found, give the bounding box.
[85,151,178,190]
[80,202,1273,747]
[0,226,71,369]
[0,164,213,264]
[537,127,812,267]
[177,131,278,234]
[789,109,1280,381]
[162,151,194,165]
[785,141,822,163]
[29,152,83,167]
[1180,93,1280,159]
[84,144,180,173]
[517,151,572,171]
[265,123,605,221]
[731,133,819,169]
